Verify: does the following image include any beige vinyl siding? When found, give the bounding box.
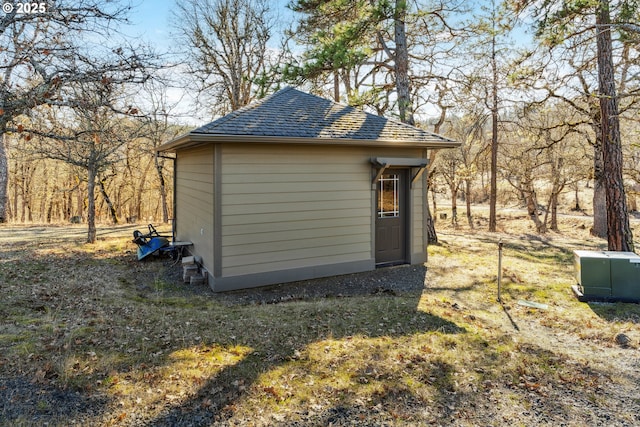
[176,145,215,275]
[220,144,372,277]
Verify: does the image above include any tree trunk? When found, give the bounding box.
[450,184,458,225]
[394,3,429,243]
[135,157,153,220]
[46,185,56,223]
[76,183,84,219]
[66,187,72,220]
[465,179,474,228]
[425,204,438,244]
[549,156,563,231]
[0,132,8,223]
[20,165,26,223]
[154,153,169,223]
[550,191,559,231]
[592,136,607,237]
[541,194,551,233]
[488,26,499,232]
[394,0,414,125]
[526,188,536,218]
[527,187,546,234]
[432,187,437,222]
[87,166,97,243]
[426,151,438,243]
[24,163,35,222]
[596,2,634,251]
[98,176,118,224]
[425,172,438,244]
[40,163,48,222]
[573,183,581,211]
[12,158,18,222]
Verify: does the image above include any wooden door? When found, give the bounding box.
[375,170,407,265]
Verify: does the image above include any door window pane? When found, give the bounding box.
[378,174,399,218]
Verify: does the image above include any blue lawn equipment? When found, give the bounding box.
[132,224,171,260]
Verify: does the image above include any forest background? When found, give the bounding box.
[1,0,639,245]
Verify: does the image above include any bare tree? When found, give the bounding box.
[502,104,592,233]
[441,113,489,228]
[175,0,274,114]
[0,0,154,224]
[139,79,189,223]
[29,82,146,242]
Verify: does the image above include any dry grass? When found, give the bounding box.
[1,215,640,426]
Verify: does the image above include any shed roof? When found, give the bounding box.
[158,87,458,151]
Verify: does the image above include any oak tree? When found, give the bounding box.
[31,81,147,243]
[0,0,154,227]
[174,0,274,113]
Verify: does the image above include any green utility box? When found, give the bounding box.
[574,250,640,302]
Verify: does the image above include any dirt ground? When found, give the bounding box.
[1,215,640,426]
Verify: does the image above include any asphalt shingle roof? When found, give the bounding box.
[190,87,455,144]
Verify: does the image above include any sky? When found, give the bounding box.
[123,0,534,54]
[123,0,176,53]
[123,0,294,54]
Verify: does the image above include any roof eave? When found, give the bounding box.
[157,133,460,152]
[155,132,193,152]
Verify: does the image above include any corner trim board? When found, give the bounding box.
[213,144,223,278]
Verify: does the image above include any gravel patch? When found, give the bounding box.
[201,264,428,305]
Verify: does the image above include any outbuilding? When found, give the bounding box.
[158,87,458,292]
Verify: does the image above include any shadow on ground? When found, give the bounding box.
[1,245,467,426]
[146,265,466,425]
[588,301,640,322]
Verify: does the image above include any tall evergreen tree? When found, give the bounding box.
[289,0,464,242]
[513,0,639,251]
